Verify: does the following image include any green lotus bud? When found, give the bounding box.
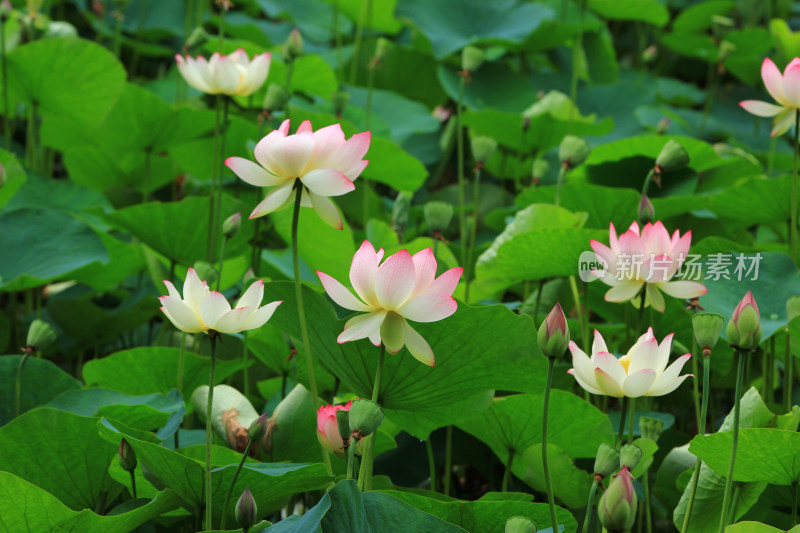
[537,303,569,359]
[461,46,485,73]
[336,409,351,443]
[263,83,290,111]
[424,201,454,232]
[619,444,642,470]
[222,212,241,239]
[641,44,658,64]
[248,413,269,442]
[192,261,218,287]
[374,37,392,61]
[470,135,497,164]
[242,268,257,286]
[598,467,637,533]
[348,399,384,437]
[655,140,689,173]
[117,438,137,472]
[392,191,413,233]
[331,91,350,116]
[46,20,78,38]
[594,443,620,478]
[531,159,549,180]
[639,416,664,443]
[558,135,590,169]
[26,319,56,352]
[656,118,670,134]
[787,296,800,322]
[717,40,736,62]
[283,28,303,60]
[505,516,537,533]
[693,313,724,352]
[726,291,761,350]
[184,26,207,49]
[236,487,258,532]
[638,194,654,224]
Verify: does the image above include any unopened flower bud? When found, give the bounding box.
[717,40,735,63]
[639,416,664,443]
[531,159,549,180]
[348,399,384,437]
[242,268,257,286]
[598,466,637,533]
[505,516,537,533]
[655,140,689,173]
[184,26,207,49]
[619,444,642,470]
[263,83,289,111]
[26,319,56,352]
[336,409,351,443]
[693,313,724,351]
[192,261,218,287]
[788,296,800,322]
[424,201,454,232]
[656,118,670,134]
[470,135,497,164]
[594,443,620,478]
[117,438,137,472]
[638,195,654,224]
[248,413,269,442]
[222,212,241,239]
[641,45,657,64]
[317,402,352,456]
[391,191,412,232]
[283,28,303,60]
[726,291,761,350]
[461,46,485,73]
[46,20,78,38]
[559,135,590,169]
[537,303,569,358]
[374,37,392,62]
[331,91,350,116]
[236,487,258,532]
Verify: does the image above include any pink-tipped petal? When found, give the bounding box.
[594,367,625,397]
[783,59,800,107]
[297,120,313,134]
[568,369,604,395]
[184,268,209,310]
[241,301,282,330]
[403,320,435,366]
[163,280,180,299]
[397,293,457,323]
[762,57,787,106]
[270,133,315,178]
[595,351,628,385]
[627,338,661,375]
[658,280,707,299]
[647,353,692,396]
[375,250,416,309]
[300,168,355,197]
[427,267,463,295]
[199,291,232,330]
[317,271,370,311]
[235,280,264,310]
[739,100,785,117]
[337,311,387,343]
[213,306,253,333]
[605,282,643,303]
[226,157,285,187]
[350,241,381,306]
[410,248,437,294]
[591,330,609,354]
[569,342,601,390]
[161,297,205,333]
[622,369,658,398]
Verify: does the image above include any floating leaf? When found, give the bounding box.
[0,355,80,426]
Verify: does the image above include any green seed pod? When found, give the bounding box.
[263,83,290,111]
[594,443,620,478]
[655,139,689,173]
[693,313,724,351]
[639,416,665,443]
[619,444,642,470]
[531,159,549,180]
[424,201,454,232]
[558,135,590,168]
[26,319,56,352]
[283,28,303,60]
[461,45,485,73]
[470,135,498,164]
[505,516,537,533]
[348,399,384,437]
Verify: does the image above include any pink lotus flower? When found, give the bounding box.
[225,119,370,229]
[740,57,800,137]
[567,329,692,398]
[159,268,281,334]
[590,221,707,312]
[317,241,463,366]
[175,49,271,97]
[316,401,353,456]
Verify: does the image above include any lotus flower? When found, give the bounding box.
[740,57,800,137]
[567,329,692,398]
[726,291,762,350]
[317,240,463,366]
[225,119,370,229]
[175,49,271,97]
[316,401,353,456]
[159,268,281,334]
[590,221,707,312]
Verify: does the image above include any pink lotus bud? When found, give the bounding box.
[598,466,637,532]
[537,303,570,358]
[248,413,269,442]
[117,438,137,472]
[235,487,258,532]
[316,402,353,457]
[726,291,761,350]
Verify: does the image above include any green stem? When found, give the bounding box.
[333,0,343,83]
[568,0,586,131]
[220,438,254,530]
[644,470,652,533]
[542,357,559,533]
[627,396,636,444]
[444,425,453,496]
[214,98,230,263]
[718,349,746,533]
[616,396,629,448]
[217,2,226,50]
[358,344,385,491]
[792,482,797,526]
[205,333,218,531]
[112,9,123,58]
[361,59,376,226]
[464,166,482,303]
[569,276,588,353]
[291,182,333,475]
[791,109,800,262]
[581,477,600,533]
[177,332,186,395]
[636,289,646,334]
[456,76,467,266]
[207,95,223,263]
[502,449,515,492]
[681,457,703,533]
[242,333,250,397]
[1,15,8,150]
[426,438,437,492]
[691,337,701,429]
[787,333,794,412]
[349,0,368,85]
[641,168,656,198]
[216,237,227,291]
[14,353,30,418]
[346,440,357,480]
[130,470,137,500]
[699,60,718,138]
[555,164,568,207]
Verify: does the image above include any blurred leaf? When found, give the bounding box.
[589,0,669,26]
[515,443,593,508]
[360,136,429,191]
[0,355,80,426]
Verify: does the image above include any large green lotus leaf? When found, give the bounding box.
[771,19,800,61]
[0,408,116,510]
[521,0,603,52]
[369,43,447,108]
[8,38,125,127]
[269,384,318,463]
[0,207,108,291]
[457,392,613,463]
[3,173,109,226]
[102,195,253,264]
[0,149,26,211]
[588,0,669,26]
[514,443,593,508]
[69,233,145,292]
[689,428,800,485]
[347,86,440,145]
[0,355,80,426]
[660,31,717,63]
[383,488,577,533]
[582,134,720,173]
[583,28,619,83]
[706,175,790,227]
[249,321,293,374]
[673,1,735,32]
[318,0,402,33]
[516,183,639,229]
[654,443,696,512]
[48,296,155,349]
[0,471,182,533]
[727,522,799,533]
[265,281,546,439]
[396,0,553,59]
[359,136,428,191]
[258,0,352,43]
[265,53,339,100]
[82,346,246,398]
[438,63,544,113]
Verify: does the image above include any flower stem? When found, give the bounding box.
[581,477,600,533]
[502,449,515,492]
[346,440,357,480]
[568,276,589,353]
[787,333,794,412]
[718,349,746,533]
[616,396,629,448]
[791,109,800,262]
[242,333,250,397]
[1,15,9,150]
[349,0,368,85]
[14,353,30,418]
[130,470,137,500]
[628,396,636,444]
[205,332,218,531]
[291,182,333,475]
[207,95,223,263]
[636,289,646,334]
[456,76,467,266]
[542,356,559,533]
[792,481,798,526]
[691,336,701,431]
[464,165,482,303]
[215,97,230,261]
[358,344,385,491]
[682,349,712,531]
[220,437,254,530]
[426,438,437,492]
[644,470,652,533]
[216,237,227,292]
[555,164,567,207]
[444,425,454,496]
[568,0,586,131]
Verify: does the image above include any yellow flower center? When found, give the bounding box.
[618,355,631,374]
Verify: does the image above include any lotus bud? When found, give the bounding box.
[726,291,761,350]
[222,212,241,239]
[424,201,454,232]
[655,140,689,173]
[594,443,620,479]
[374,37,392,62]
[470,135,497,164]
[0,162,5,188]
[693,313,724,352]
[439,118,456,152]
[639,416,664,443]
[336,409,351,443]
[505,516,537,533]
[26,319,56,352]
[537,303,569,359]
[656,118,670,134]
[598,466,637,533]
[461,46,485,73]
[242,268,257,286]
[317,402,352,456]
[391,191,413,234]
[117,438,137,472]
[248,413,269,442]
[531,159,549,181]
[558,135,590,169]
[787,296,800,322]
[192,261,217,287]
[235,487,258,532]
[263,83,290,112]
[46,20,78,38]
[184,26,207,49]
[329,91,350,117]
[638,195,654,224]
[0,0,11,21]
[641,44,657,64]
[283,28,303,61]
[348,399,384,438]
[717,40,736,63]
[619,444,642,470]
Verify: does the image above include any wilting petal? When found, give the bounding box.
[403,320,434,366]
[375,249,416,309]
[338,311,387,343]
[647,353,692,396]
[241,301,282,330]
[762,57,787,106]
[199,291,232,330]
[226,157,284,187]
[300,168,355,197]
[213,307,253,333]
[250,182,294,219]
[350,240,380,306]
[739,100,785,117]
[622,369,658,398]
[627,338,660,374]
[397,293,457,323]
[317,271,370,311]
[236,280,264,310]
[772,108,795,137]
[427,267,463,295]
[658,280,707,299]
[380,312,406,353]
[160,297,205,333]
[568,369,604,395]
[309,192,343,229]
[594,367,624,397]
